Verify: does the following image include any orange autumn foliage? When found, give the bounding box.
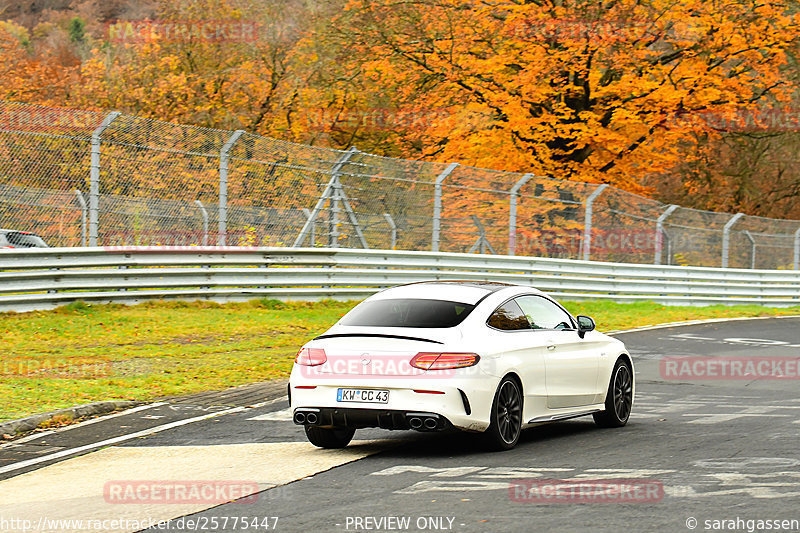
[0,22,72,106]
[325,0,799,192]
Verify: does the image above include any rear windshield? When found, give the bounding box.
[4,232,48,248]
[340,299,476,328]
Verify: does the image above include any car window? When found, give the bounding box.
[4,232,48,248]
[515,295,575,330]
[339,299,475,328]
[487,300,531,331]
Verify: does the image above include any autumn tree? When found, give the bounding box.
[321,0,799,192]
[0,21,72,105]
[648,123,800,219]
[71,0,343,137]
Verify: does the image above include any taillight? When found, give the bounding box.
[295,347,327,366]
[410,352,480,370]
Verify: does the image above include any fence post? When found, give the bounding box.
[654,204,679,265]
[218,130,246,246]
[581,184,608,261]
[469,215,496,254]
[74,189,87,247]
[293,147,359,248]
[432,163,459,252]
[794,226,800,270]
[330,184,340,248]
[194,200,209,246]
[721,213,744,268]
[742,230,756,269]
[384,213,397,250]
[301,208,316,246]
[508,173,533,256]
[88,111,121,247]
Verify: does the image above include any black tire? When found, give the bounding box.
[482,376,523,451]
[593,358,633,428]
[304,425,356,448]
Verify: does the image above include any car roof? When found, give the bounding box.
[370,281,537,305]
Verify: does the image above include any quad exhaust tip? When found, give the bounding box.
[406,413,442,431]
[293,409,320,425]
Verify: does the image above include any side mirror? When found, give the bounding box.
[577,315,595,339]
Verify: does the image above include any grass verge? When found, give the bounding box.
[2,298,798,422]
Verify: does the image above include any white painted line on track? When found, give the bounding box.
[248,407,293,421]
[0,396,288,476]
[250,395,289,409]
[606,315,800,336]
[0,402,169,449]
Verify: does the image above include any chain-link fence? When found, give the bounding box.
[2,100,799,269]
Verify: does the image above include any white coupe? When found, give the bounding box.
[289,281,634,450]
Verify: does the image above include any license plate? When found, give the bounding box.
[337,388,389,404]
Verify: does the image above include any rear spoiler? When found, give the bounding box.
[313,333,444,345]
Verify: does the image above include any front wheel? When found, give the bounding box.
[593,359,633,428]
[305,425,356,448]
[481,377,523,451]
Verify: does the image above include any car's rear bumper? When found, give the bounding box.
[288,362,499,432]
[292,406,453,431]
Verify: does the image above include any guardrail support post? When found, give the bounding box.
[581,184,608,261]
[89,111,121,247]
[74,189,88,247]
[794,226,800,270]
[654,204,679,265]
[218,130,246,246]
[432,163,459,252]
[721,212,744,268]
[194,200,209,246]
[508,173,534,255]
[384,213,397,249]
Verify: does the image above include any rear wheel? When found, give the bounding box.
[304,426,356,448]
[482,377,523,451]
[593,359,633,428]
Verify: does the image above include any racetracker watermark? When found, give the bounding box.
[504,16,700,43]
[302,107,492,133]
[660,356,800,381]
[675,107,800,133]
[509,478,664,504]
[103,480,260,504]
[295,353,486,380]
[517,230,701,255]
[0,107,98,132]
[0,516,279,532]
[107,20,258,43]
[1,359,112,379]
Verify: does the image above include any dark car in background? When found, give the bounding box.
[0,229,49,249]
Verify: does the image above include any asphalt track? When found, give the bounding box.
[1,317,799,533]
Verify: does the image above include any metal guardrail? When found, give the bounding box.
[0,247,800,311]
[1,247,798,313]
